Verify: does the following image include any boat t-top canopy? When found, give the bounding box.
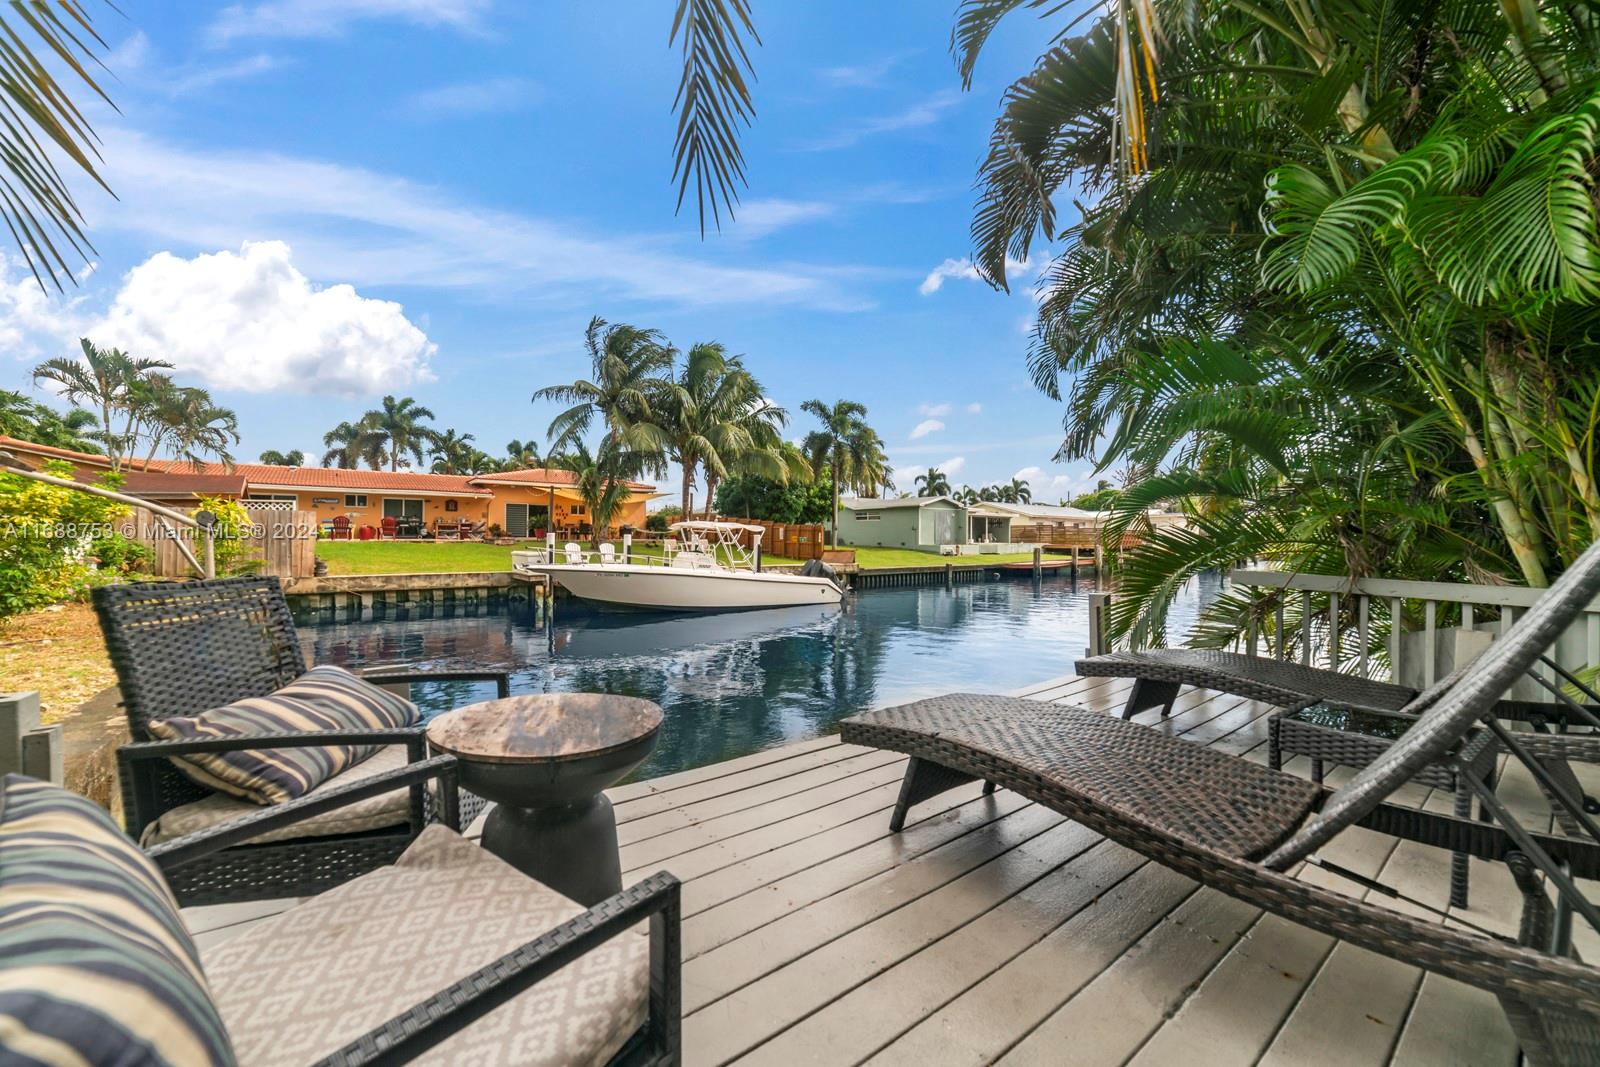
[669,520,765,537]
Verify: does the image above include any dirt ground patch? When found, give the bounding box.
[0,602,117,725]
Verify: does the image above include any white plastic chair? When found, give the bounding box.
[564,542,585,564]
[598,543,616,564]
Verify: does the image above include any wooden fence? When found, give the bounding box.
[124,506,318,581]
[1011,525,1143,550]
[686,514,828,561]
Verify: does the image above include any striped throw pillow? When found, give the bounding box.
[0,774,236,1065]
[146,665,421,806]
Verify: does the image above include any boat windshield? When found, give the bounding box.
[667,521,765,570]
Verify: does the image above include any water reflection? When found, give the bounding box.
[302,571,1219,779]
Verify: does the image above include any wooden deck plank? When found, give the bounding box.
[683,819,1105,1066]
[734,840,1152,1066]
[183,673,1553,1065]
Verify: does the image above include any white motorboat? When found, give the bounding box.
[513,520,845,612]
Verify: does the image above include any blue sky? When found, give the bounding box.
[0,0,1097,505]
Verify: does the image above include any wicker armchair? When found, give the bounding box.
[142,754,681,1066]
[844,540,1600,1065]
[94,576,512,905]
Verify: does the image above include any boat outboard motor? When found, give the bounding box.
[798,558,846,592]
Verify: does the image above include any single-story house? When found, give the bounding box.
[0,435,659,536]
[836,496,967,550]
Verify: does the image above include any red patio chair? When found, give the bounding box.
[380,515,398,540]
[330,515,352,541]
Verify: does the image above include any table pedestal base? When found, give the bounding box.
[481,793,621,906]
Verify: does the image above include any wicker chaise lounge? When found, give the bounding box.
[842,542,1600,1065]
[94,576,514,906]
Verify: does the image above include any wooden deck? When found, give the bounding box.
[184,674,1596,1066]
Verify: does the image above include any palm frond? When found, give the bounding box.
[670,0,760,235]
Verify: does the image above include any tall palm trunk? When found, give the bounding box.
[681,457,696,517]
[831,457,841,548]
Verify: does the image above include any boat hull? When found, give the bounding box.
[528,564,844,612]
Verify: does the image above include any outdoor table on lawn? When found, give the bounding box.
[426,693,663,905]
[1268,701,1500,909]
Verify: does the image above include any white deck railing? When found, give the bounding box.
[1227,567,1600,689]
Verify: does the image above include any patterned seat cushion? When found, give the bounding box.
[204,826,647,1066]
[146,665,420,805]
[140,745,414,846]
[0,774,236,1066]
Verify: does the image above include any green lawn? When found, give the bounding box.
[315,540,1043,575]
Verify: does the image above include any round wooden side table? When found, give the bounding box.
[426,693,662,905]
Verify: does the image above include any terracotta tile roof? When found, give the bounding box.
[0,435,118,467]
[147,461,495,496]
[88,469,250,498]
[468,467,655,491]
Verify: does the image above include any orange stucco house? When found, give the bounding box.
[0,435,658,537]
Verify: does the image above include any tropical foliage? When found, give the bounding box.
[535,317,819,521]
[952,0,1600,647]
[800,398,892,547]
[552,438,644,533]
[914,468,951,497]
[257,449,306,467]
[0,391,100,453]
[715,472,833,525]
[30,340,237,471]
[0,460,131,619]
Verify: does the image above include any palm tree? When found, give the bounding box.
[505,438,542,469]
[533,317,674,461]
[799,398,887,548]
[551,438,640,535]
[321,419,383,469]
[258,450,306,466]
[913,468,951,498]
[145,385,239,469]
[357,396,438,471]
[954,485,979,506]
[32,340,172,471]
[1009,478,1032,505]
[657,341,802,515]
[428,428,477,475]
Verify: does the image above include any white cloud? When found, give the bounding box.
[404,77,541,120]
[917,402,951,417]
[170,54,285,95]
[800,89,962,151]
[208,0,490,43]
[817,55,906,89]
[730,198,836,240]
[919,254,1033,295]
[90,241,435,395]
[1014,465,1045,483]
[84,128,869,312]
[966,402,982,414]
[941,456,966,476]
[909,418,944,440]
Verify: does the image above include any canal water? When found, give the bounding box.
[301,571,1221,780]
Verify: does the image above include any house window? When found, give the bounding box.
[444,499,458,512]
[382,499,424,520]
[853,511,880,521]
[246,494,297,503]
[344,494,368,508]
[569,504,586,516]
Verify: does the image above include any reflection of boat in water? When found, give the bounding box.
[553,603,841,659]
[517,521,845,612]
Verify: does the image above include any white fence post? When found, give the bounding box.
[1087,592,1112,657]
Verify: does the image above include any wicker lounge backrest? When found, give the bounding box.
[93,577,308,740]
[1267,540,1600,869]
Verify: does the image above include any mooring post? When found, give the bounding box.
[1032,546,1042,580]
[622,531,632,564]
[1087,592,1113,658]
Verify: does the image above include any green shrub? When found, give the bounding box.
[0,460,129,618]
[192,496,261,576]
[646,506,682,532]
[90,531,153,574]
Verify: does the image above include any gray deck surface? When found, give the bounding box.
[184,674,1597,1066]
